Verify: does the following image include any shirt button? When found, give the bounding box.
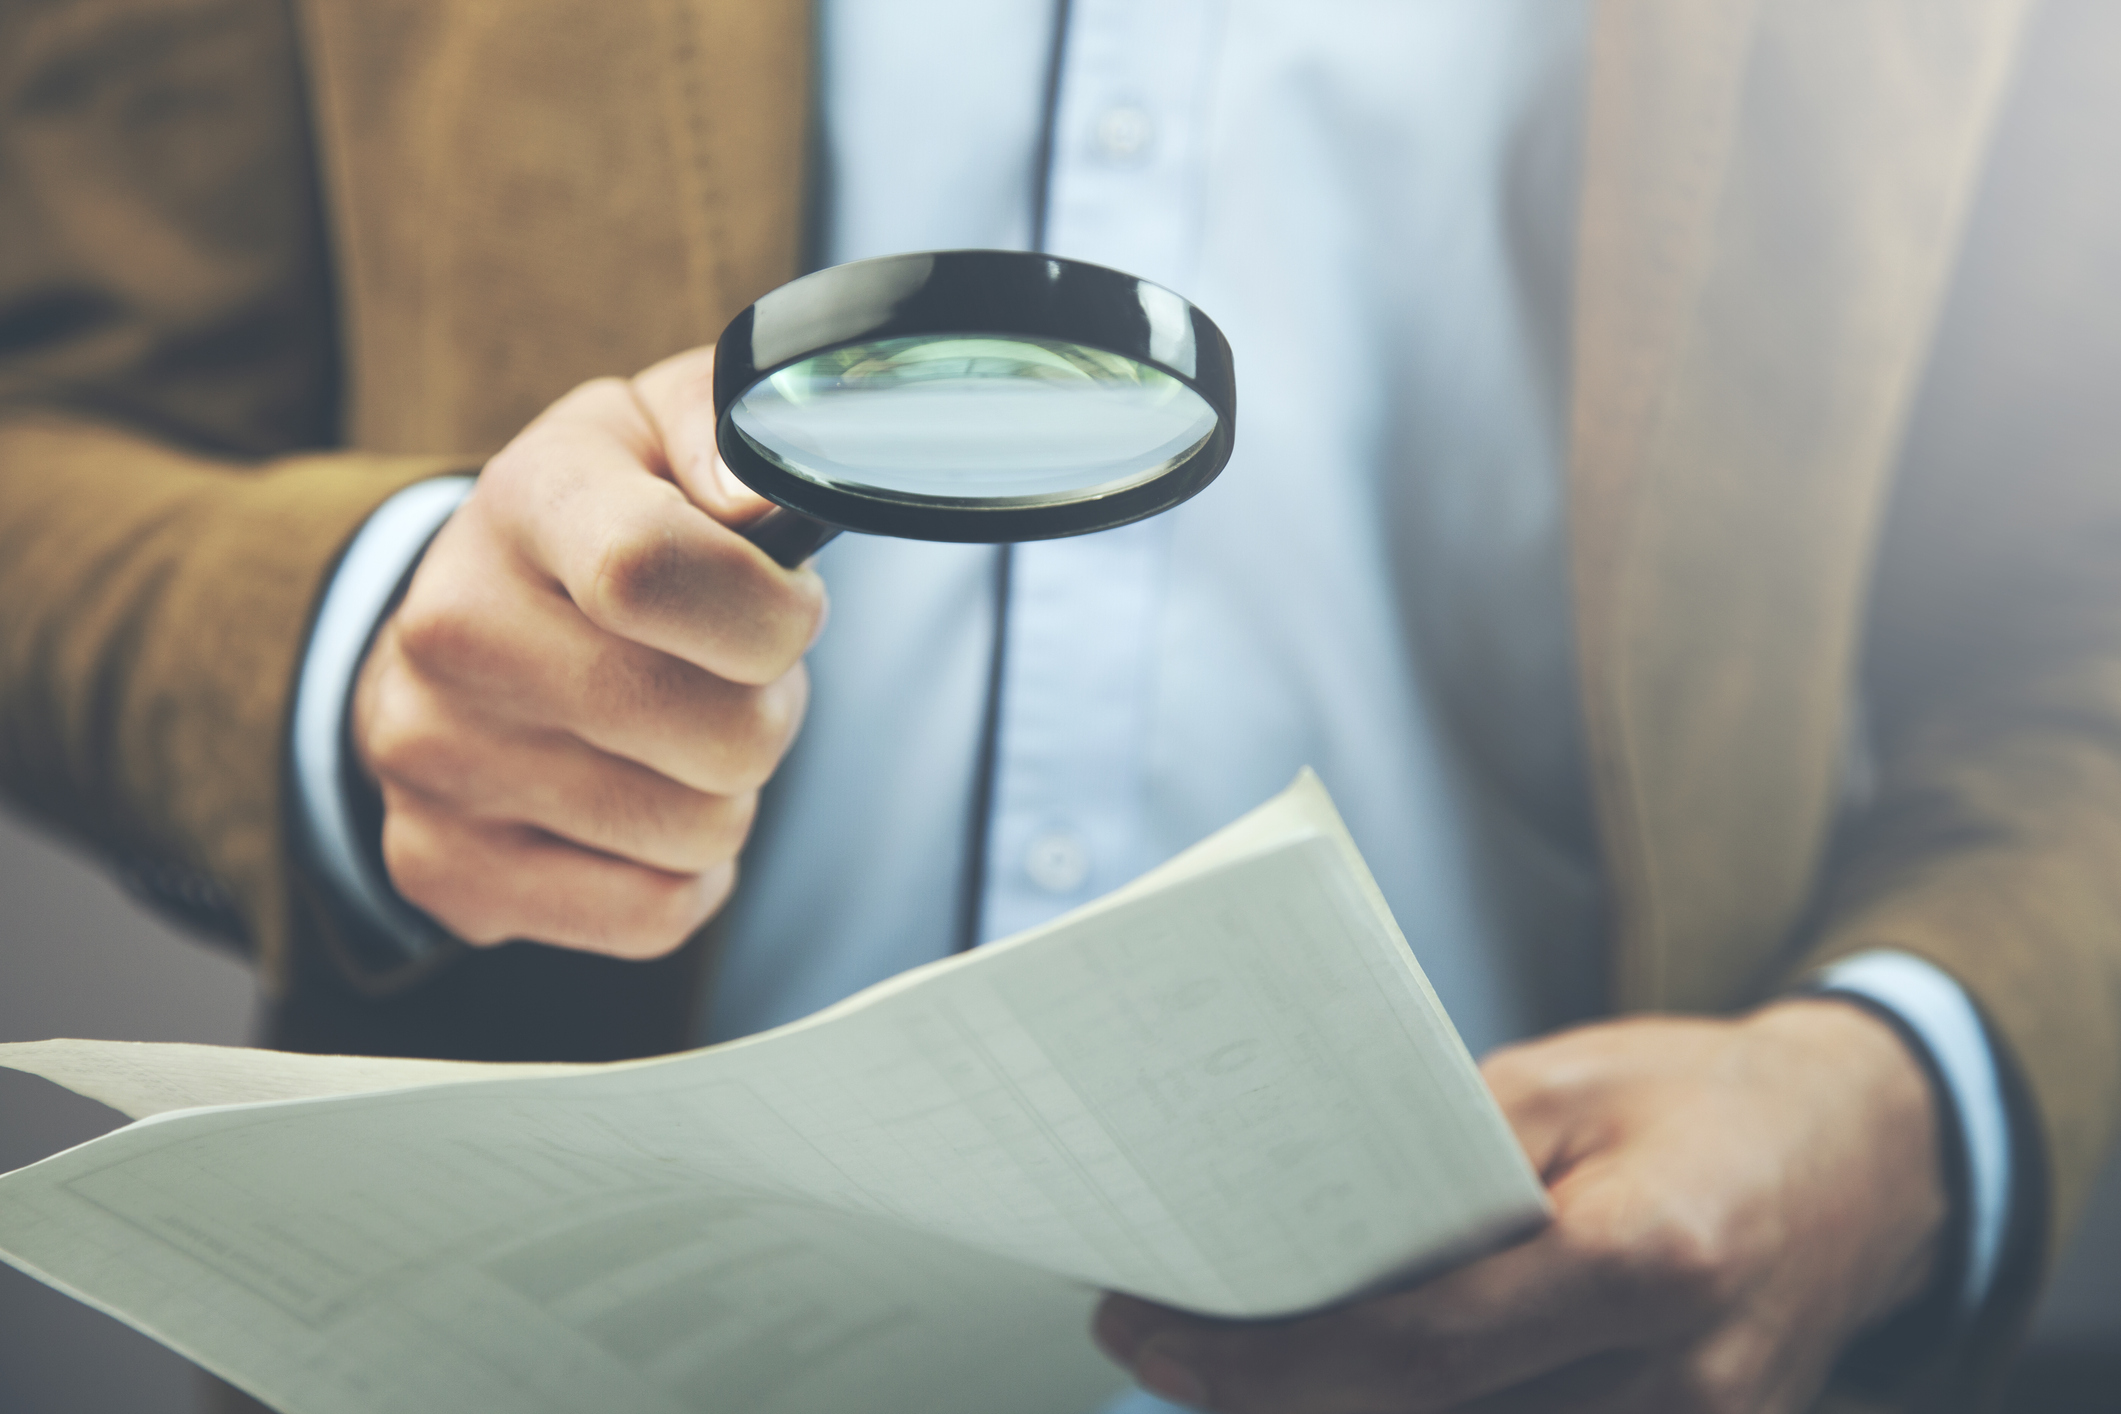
[1025,830,1092,893]
[1093,105,1154,162]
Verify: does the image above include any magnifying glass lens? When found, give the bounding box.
[714,251,1236,560]
[728,334,1219,506]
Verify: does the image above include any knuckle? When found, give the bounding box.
[654,878,716,943]
[1671,1364,1750,1414]
[676,793,757,872]
[539,376,636,432]
[699,860,738,924]
[774,576,829,664]
[377,811,437,903]
[744,672,805,755]
[763,665,810,748]
[475,436,536,494]
[1631,1206,1734,1308]
[569,374,636,405]
[641,790,753,871]
[355,660,420,773]
[1679,1335,1772,1414]
[1476,1046,1550,1116]
[708,791,760,855]
[714,680,804,790]
[1477,1039,1561,1098]
[758,575,829,678]
[586,504,695,634]
[379,814,505,945]
[390,587,481,680]
[361,698,455,792]
[361,718,419,788]
[602,780,751,874]
[1567,1215,1647,1295]
[601,872,717,960]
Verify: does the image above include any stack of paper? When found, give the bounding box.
[0,772,1548,1414]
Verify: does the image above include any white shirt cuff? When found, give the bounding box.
[1811,949,2013,1320]
[290,476,476,963]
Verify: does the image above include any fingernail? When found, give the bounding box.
[1134,1341,1209,1409]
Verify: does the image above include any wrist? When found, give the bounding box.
[1745,998,1949,1321]
[290,474,475,975]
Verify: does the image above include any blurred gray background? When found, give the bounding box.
[2,804,2117,1412]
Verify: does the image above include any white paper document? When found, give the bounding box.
[0,772,1549,1414]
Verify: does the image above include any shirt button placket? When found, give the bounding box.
[979,0,1218,943]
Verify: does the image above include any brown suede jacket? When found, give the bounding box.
[4,4,2120,1410]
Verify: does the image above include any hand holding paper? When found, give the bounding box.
[1093,998,1946,1414]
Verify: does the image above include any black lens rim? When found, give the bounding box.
[712,250,1236,543]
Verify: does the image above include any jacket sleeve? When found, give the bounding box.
[0,0,461,984]
[1786,0,2121,1348]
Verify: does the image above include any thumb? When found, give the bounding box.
[1479,1040,1599,1185]
[631,343,778,526]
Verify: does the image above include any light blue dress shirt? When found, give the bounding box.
[714,0,1604,1060]
[293,3,2012,1402]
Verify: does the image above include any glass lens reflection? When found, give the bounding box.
[729,335,1217,505]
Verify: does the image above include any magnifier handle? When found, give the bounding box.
[742,506,842,568]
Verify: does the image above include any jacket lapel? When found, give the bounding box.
[1571,0,2038,1011]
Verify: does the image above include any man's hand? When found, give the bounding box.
[1094,1000,1948,1413]
[351,346,824,959]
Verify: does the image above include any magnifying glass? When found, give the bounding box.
[712,250,1236,567]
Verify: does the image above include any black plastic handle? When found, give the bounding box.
[742,507,843,568]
